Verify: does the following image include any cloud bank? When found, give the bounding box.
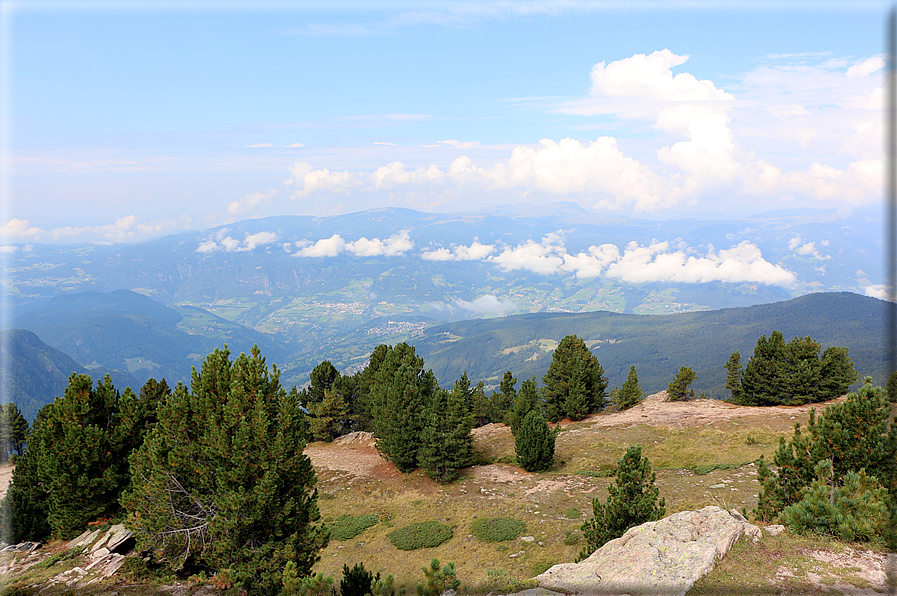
[291,230,413,257]
[281,50,881,214]
[197,229,280,253]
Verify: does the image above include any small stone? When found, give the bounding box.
[520,536,535,542]
[709,483,726,489]
[764,524,786,536]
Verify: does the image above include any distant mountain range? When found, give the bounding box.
[0,205,888,416]
[3,289,889,420]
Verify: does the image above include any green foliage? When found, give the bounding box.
[470,517,526,542]
[123,346,327,596]
[514,410,559,473]
[341,562,376,596]
[667,366,697,401]
[781,459,890,543]
[284,568,335,596]
[485,371,516,425]
[755,378,897,522]
[329,514,379,541]
[416,558,460,596]
[578,445,665,562]
[370,573,399,596]
[542,335,608,421]
[418,388,474,483]
[564,508,582,519]
[13,373,161,539]
[737,331,858,406]
[306,360,339,406]
[616,366,642,410]
[37,546,84,569]
[506,377,539,435]
[887,370,897,403]
[0,402,28,462]
[0,409,51,543]
[370,343,437,473]
[387,521,453,551]
[724,351,743,402]
[469,380,491,428]
[308,389,350,442]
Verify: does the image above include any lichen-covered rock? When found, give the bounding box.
[536,506,761,596]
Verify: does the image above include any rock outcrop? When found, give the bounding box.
[535,506,762,596]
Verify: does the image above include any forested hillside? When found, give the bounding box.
[412,292,888,398]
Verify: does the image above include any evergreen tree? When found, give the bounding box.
[578,445,665,561]
[741,331,787,406]
[341,562,376,596]
[0,403,28,461]
[305,360,340,406]
[563,358,591,421]
[36,374,157,538]
[0,407,51,544]
[617,366,642,410]
[470,381,491,428]
[369,343,437,472]
[416,559,460,596]
[724,352,744,403]
[308,389,350,442]
[418,389,474,483]
[542,335,608,422]
[514,410,559,472]
[755,378,897,522]
[886,370,897,403]
[507,377,540,435]
[123,346,327,595]
[667,366,697,401]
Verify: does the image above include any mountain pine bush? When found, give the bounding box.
[514,410,559,472]
[617,366,642,410]
[542,335,608,421]
[578,444,665,561]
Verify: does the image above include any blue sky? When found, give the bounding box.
[0,1,889,244]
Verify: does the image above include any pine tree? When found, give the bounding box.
[667,366,697,401]
[755,378,897,522]
[0,403,28,461]
[578,445,665,561]
[369,343,437,473]
[305,360,340,407]
[724,352,744,404]
[886,370,897,403]
[416,559,460,596]
[123,346,328,595]
[507,377,540,435]
[418,388,474,483]
[515,410,559,472]
[35,374,157,538]
[617,366,642,410]
[542,335,608,422]
[341,562,376,596]
[470,381,491,428]
[308,389,350,442]
[0,407,51,544]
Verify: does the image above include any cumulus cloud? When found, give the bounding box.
[281,50,882,213]
[292,230,414,258]
[421,240,495,261]
[2,216,195,244]
[788,236,831,260]
[197,229,279,253]
[483,234,794,286]
[429,295,517,317]
[227,189,276,216]
[865,284,891,300]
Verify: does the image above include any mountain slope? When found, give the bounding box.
[411,292,888,398]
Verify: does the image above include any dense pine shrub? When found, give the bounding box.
[578,445,665,561]
[387,521,453,550]
[514,410,559,472]
[470,517,526,542]
[329,514,380,541]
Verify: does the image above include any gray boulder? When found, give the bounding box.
[536,506,761,596]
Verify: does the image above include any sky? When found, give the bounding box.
[0,0,890,244]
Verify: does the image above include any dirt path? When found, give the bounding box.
[0,463,13,501]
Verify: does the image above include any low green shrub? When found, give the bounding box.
[575,465,616,478]
[563,531,580,545]
[691,462,744,476]
[564,508,581,519]
[37,546,83,569]
[470,517,526,542]
[387,521,453,550]
[329,513,379,541]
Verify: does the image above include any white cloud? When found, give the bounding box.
[196,229,279,253]
[281,50,882,213]
[3,215,195,244]
[483,233,794,286]
[246,143,274,148]
[285,143,304,148]
[421,240,494,261]
[0,245,18,254]
[455,295,516,316]
[865,284,891,301]
[788,236,832,260]
[292,230,413,258]
[227,189,276,216]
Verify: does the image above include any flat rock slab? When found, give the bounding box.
[536,506,761,596]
